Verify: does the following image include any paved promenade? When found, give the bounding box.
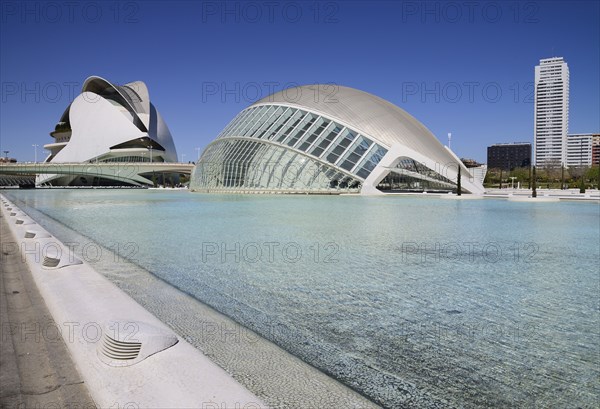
[0,215,95,408]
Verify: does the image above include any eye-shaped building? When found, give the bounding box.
[39,76,178,186]
[190,85,485,195]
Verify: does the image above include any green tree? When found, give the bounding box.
[510,167,529,188]
[585,166,599,188]
[484,168,500,187]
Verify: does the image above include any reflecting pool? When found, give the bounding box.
[6,190,600,408]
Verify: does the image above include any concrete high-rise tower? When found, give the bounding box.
[534,57,569,166]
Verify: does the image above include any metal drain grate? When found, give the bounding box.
[97,321,178,367]
[15,217,35,226]
[100,334,142,361]
[24,230,51,240]
[42,256,61,268]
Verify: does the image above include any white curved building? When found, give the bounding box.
[190,85,485,194]
[39,76,178,186]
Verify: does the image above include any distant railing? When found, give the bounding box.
[0,162,194,166]
[0,162,195,180]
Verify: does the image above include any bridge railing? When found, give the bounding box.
[0,162,194,166]
[0,162,194,178]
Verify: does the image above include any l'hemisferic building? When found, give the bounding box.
[190,85,485,195]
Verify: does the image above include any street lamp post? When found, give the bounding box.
[181,153,186,163]
[195,147,201,162]
[510,176,516,189]
[580,138,586,193]
[32,144,39,162]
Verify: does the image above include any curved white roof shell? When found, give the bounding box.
[82,76,152,130]
[253,85,458,169]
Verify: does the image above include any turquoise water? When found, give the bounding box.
[6,190,600,408]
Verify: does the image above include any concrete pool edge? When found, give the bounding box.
[0,194,267,408]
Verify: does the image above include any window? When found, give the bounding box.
[355,145,388,179]
[277,110,306,143]
[325,129,356,164]
[298,118,330,152]
[252,106,286,139]
[310,124,343,158]
[285,114,317,147]
[338,136,372,171]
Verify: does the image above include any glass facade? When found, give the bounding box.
[376,157,457,192]
[191,139,362,193]
[191,104,389,193]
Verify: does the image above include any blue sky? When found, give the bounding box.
[1,0,598,163]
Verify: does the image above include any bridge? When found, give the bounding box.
[0,162,195,186]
